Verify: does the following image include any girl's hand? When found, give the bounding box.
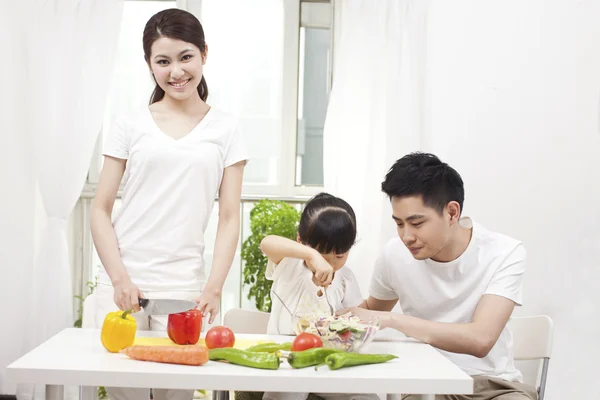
[113,278,143,312]
[195,290,221,324]
[306,253,334,287]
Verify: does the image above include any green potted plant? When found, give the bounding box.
[241,199,301,312]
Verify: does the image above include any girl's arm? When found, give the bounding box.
[91,156,142,311]
[197,160,246,323]
[260,235,318,265]
[260,236,334,286]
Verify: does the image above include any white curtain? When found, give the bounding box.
[323,0,431,292]
[325,1,600,398]
[0,1,123,398]
[0,2,35,396]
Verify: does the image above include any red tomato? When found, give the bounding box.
[291,332,323,352]
[205,326,235,349]
[338,330,351,341]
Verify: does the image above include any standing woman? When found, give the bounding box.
[91,8,247,400]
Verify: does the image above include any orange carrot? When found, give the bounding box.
[122,345,209,366]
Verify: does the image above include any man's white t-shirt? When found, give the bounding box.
[97,107,248,292]
[266,258,364,335]
[370,217,525,382]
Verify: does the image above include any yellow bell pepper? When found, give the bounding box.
[101,310,137,353]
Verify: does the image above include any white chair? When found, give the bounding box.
[82,292,97,329]
[508,315,554,400]
[222,308,270,334]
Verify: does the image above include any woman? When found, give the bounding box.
[91,8,247,400]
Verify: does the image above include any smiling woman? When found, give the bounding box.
[89,8,248,400]
[143,9,209,105]
[76,1,331,331]
[146,35,211,140]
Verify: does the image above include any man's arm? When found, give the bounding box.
[359,295,398,312]
[384,294,515,358]
[343,294,515,358]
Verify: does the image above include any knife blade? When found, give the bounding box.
[138,298,198,315]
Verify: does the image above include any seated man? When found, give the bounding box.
[344,152,537,400]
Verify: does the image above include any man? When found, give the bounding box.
[344,153,537,400]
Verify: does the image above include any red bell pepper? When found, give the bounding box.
[167,309,203,345]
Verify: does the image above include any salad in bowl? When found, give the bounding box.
[293,312,380,352]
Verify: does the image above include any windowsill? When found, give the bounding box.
[80,182,317,203]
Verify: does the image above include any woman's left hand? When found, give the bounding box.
[195,290,221,324]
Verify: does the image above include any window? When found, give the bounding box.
[201,0,285,188]
[74,0,333,317]
[297,1,332,187]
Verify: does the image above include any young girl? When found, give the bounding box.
[91,8,247,400]
[261,193,362,334]
[261,193,378,400]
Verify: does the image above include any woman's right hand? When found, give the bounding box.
[113,278,143,312]
[306,253,334,287]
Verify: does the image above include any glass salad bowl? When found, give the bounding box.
[293,312,380,353]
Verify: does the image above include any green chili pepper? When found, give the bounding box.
[245,342,292,353]
[287,347,343,369]
[324,353,397,370]
[209,348,280,370]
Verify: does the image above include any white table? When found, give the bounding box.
[7,328,472,400]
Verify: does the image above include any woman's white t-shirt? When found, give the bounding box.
[265,257,364,335]
[97,107,248,292]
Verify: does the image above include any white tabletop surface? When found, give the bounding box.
[7,328,472,395]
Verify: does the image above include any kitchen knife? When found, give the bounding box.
[138,298,198,315]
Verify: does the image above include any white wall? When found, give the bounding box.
[424,1,600,398]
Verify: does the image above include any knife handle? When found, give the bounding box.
[139,298,149,309]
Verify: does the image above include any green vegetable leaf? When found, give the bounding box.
[241,200,301,312]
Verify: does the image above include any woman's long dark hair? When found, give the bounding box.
[143,9,208,104]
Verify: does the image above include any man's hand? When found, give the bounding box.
[336,306,394,327]
[337,306,366,318]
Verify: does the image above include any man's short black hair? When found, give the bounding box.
[381,152,465,214]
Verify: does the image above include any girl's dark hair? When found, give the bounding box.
[143,9,208,104]
[298,193,357,254]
